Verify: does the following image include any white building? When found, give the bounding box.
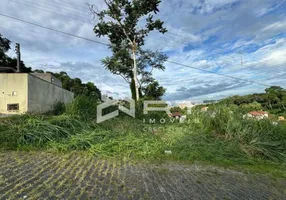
[0,73,74,115]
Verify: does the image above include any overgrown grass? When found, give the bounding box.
[186,106,286,161]
[1,99,286,176]
[0,115,86,149]
[65,95,99,120]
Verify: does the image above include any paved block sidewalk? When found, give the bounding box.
[0,152,285,199]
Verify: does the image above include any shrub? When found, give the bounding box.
[51,102,66,115]
[65,96,98,120]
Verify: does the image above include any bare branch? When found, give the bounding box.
[118,74,130,83]
[149,66,154,74]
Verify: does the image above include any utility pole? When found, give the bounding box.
[15,43,21,72]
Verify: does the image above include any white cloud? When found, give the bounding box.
[263,49,286,66]
[262,20,286,32]
[1,0,286,101]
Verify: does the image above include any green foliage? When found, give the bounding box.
[0,115,85,148]
[52,71,101,99]
[1,101,286,176]
[221,86,286,114]
[91,0,167,100]
[0,33,32,72]
[51,102,66,115]
[143,80,166,100]
[0,33,10,53]
[239,102,262,114]
[185,106,286,161]
[65,96,98,120]
[265,86,284,94]
[92,0,167,46]
[134,99,170,121]
[48,115,87,131]
[170,106,188,115]
[0,33,11,67]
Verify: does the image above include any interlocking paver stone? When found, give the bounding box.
[0,151,285,200]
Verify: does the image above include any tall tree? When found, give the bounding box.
[90,0,167,101]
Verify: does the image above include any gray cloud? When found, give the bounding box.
[164,81,251,101]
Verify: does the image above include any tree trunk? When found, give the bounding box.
[130,78,136,101]
[131,43,139,101]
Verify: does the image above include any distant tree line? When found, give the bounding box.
[221,86,286,114]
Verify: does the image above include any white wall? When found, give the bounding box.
[0,74,28,114]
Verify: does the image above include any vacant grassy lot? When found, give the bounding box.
[1,151,286,199]
[1,98,286,199]
[1,107,286,177]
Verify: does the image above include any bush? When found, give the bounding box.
[65,96,98,120]
[239,102,262,114]
[51,102,66,115]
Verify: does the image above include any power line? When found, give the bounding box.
[7,0,174,47]
[40,0,90,15]
[20,0,91,19]
[9,0,91,24]
[6,0,257,62]
[0,13,273,88]
[18,0,204,48]
[0,24,13,44]
[48,0,90,12]
[0,24,16,57]
[0,13,110,47]
[5,0,208,52]
[165,60,272,87]
[0,25,8,36]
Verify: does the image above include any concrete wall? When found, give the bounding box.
[27,74,74,113]
[31,73,62,87]
[0,74,28,114]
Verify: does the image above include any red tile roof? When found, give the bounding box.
[249,111,268,116]
[172,112,182,117]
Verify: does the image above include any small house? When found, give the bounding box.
[201,106,208,112]
[246,111,269,120]
[171,112,182,119]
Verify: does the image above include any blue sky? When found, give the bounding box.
[0,0,286,102]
